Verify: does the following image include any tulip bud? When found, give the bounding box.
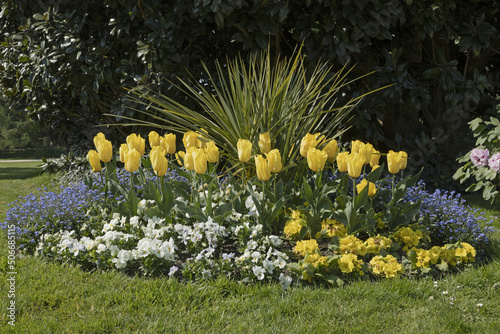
[183,147,196,171]
[164,133,177,154]
[336,152,349,172]
[307,147,328,172]
[237,139,252,162]
[176,151,185,166]
[124,149,141,173]
[387,150,402,174]
[87,150,102,172]
[97,139,113,163]
[205,141,220,163]
[150,146,168,176]
[267,149,282,173]
[119,144,129,163]
[346,153,364,178]
[193,148,208,174]
[255,155,271,181]
[323,139,338,163]
[258,132,271,154]
[126,134,145,156]
[370,149,381,168]
[93,132,106,150]
[359,143,373,165]
[399,151,408,170]
[351,140,364,154]
[148,131,161,148]
[300,133,318,158]
[356,179,377,197]
[183,131,198,150]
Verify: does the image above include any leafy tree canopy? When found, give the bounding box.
[0,0,499,173]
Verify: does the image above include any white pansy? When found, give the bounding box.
[279,273,292,289]
[262,259,275,274]
[130,216,141,228]
[96,243,107,253]
[274,256,287,269]
[252,266,265,280]
[246,240,258,250]
[251,251,261,263]
[108,245,119,256]
[112,249,133,269]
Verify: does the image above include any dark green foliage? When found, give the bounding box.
[0,0,499,175]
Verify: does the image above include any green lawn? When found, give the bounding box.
[0,161,43,180]
[1,173,499,333]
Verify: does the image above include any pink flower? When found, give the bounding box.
[470,148,489,168]
[488,153,500,173]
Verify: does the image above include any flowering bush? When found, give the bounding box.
[454,106,500,202]
[2,131,497,288]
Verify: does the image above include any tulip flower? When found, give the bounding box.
[176,151,185,166]
[97,139,113,163]
[300,133,318,158]
[119,144,129,163]
[93,132,106,150]
[358,143,373,165]
[162,133,176,154]
[205,141,220,163]
[148,131,161,148]
[87,150,102,172]
[124,149,141,173]
[336,152,349,172]
[307,147,328,172]
[399,151,408,170]
[193,148,208,174]
[255,155,271,181]
[150,146,168,176]
[267,149,282,173]
[126,133,145,156]
[183,147,196,171]
[351,140,364,154]
[370,149,381,168]
[356,179,377,197]
[237,139,252,162]
[346,153,364,178]
[258,132,271,154]
[183,131,198,150]
[197,128,209,149]
[323,139,338,163]
[387,150,402,174]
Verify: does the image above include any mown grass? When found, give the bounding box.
[0,160,43,180]
[1,174,499,333]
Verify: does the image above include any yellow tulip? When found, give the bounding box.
[124,149,141,173]
[183,147,196,171]
[346,153,364,178]
[119,143,129,163]
[336,152,349,172]
[323,139,338,163]
[258,132,271,154]
[255,155,271,181]
[126,134,145,156]
[314,133,326,146]
[300,133,318,158]
[150,147,168,176]
[399,151,408,170]
[351,140,364,154]
[183,131,198,150]
[237,139,252,162]
[205,141,220,163]
[370,149,380,168]
[159,134,176,155]
[387,150,402,174]
[148,131,160,148]
[97,139,113,163]
[176,151,185,166]
[197,128,209,149]
[93,132,106,150]
[87,150,101,172]
[267,149,282,173]
[193,148,208,174]
[307,147,328,172]
[356,179,377,197]
[358,143,373,165]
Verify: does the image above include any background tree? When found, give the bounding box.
[1,0,499,180]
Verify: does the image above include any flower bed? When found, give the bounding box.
[2,132,496,288]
